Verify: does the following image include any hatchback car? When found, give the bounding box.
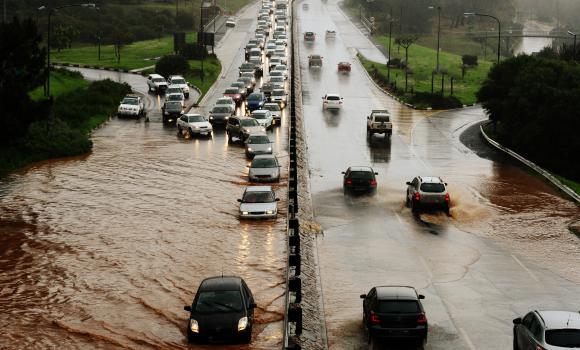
[248,155,280,182]
[208,105,234,125]
[342,166,378,194]
[513,310,580,350]
[360,286,428,347]
[223,87,243,105]
[247,92,267,112]
[177,113,212,137]
[263,103,282,123]
[184,276,256,344]
[322,93,343,109]
[245,133,272,158]
[237,77,254,94]
[237,186,279,219]
[240,72,256,87]
[226,116,265,142]
[405,176,450,215]
[239,62,256,76]
[270,89,287,107]
[251,110,274,130]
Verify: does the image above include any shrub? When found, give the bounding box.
[387,58,401,68]
[180,43,208,60]
[408,92,462,109]
[462,55,478,66]
[23,118,92,158]
[155,54,190,78]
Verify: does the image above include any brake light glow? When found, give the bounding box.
[370,180,377,187]
[370,312,380,325]
[444,193,450,202]
[345,179,353,186]
[414,192,420,201]
[417,313,427,325]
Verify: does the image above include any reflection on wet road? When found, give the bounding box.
[297,0,580,349]
[0,2,288,349]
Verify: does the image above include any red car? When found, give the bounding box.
[338,62,351,73]
[224,87,243,104]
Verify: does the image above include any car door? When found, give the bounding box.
[529,316,544,349]
[518,313,535,349]
[363,288,376,327]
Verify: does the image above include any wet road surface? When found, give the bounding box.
[0,2,289,349]
[296,0,580,349]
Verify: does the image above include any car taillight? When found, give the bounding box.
[535,346,546,350]
[370,312,380,325]
[414,192,420,201]
[444,193,450,202]
[370,180,377,187]
[417,313,427,325]
[345,179,353,186]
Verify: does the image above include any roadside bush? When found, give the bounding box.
[180,43,209,60]
[23,118,92,158]
[408,92,462,109]
[387,58,401,68]
[155,54,190,78]
[462,55,478,66]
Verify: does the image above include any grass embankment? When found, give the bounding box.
[0,71,130,177]
[29,69,89,101]
[133,0,251,15]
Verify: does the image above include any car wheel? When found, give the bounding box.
[405,192,410,207]
[411,199,419,214]
[444,204,451,216]
[241,330,252,344]
[227,132,233,143]
[189,128,195,138]
[177,125,182,133]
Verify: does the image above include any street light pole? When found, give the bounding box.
[464,12,501,64]
[428,5,441,72]
[386,6,393,81]
[568,31,577,61]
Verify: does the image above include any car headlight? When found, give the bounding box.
[242,211,249,215]
[247,147,253,152]
[192,126,199,129]
[209,116,213,120]
[190,319,199,333]
[261,127,266,132]
[267,147,272,152]
[266,210,274,214]
[238,317,248,331]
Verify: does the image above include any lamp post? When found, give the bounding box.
[464,12,501,64]
[428,5,441,73]
[199,1,205,81]
[568,31,577,61]
[38,3,97,97]
[386,6,394,81]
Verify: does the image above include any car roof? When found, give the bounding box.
[245,186,273,192]
[199,276,243,291]
[184,113,203,117]
[348,166,374,172]
[169,75,184,79]
[253,154,277,160]
[537,311,580,329]
[252,109,268,114]
[148,73,164,79]
[326,93,341,97]
[375,286,419,300]
[418,176,443,184]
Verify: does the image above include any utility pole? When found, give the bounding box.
[386,6,393,81]
[568,31,577,61]
[428,5,442,72]
[465,12,501,64]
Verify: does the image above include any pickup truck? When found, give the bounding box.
[366,110,393,139]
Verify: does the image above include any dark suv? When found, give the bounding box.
[226,116,265,143]
[342,166,378,194]
[184,276,256,344]
[405,176,450,215]
[360,286,428,347]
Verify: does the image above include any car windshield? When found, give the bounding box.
[248,94,263,101]
[225,88,239,94]
[187,115,205,122]
[420,183,446,193]
[272,90,284,96]
[326,95,340,101]
[378,300,420,314]
[349,171,374,179]
[271,71,282,76]
[168,94,183,101]
[264,104,280,111]
[194,290,243,314]
[240,119,259,127]
[241,63,254,69]
[375,115,390,122]
[545,329,580,347]
[153,78,165,83]
[172,78,186,84]
[217,99,232,105]
[243,191,275,203]
[252,158,277,168]
[271,77,284,82]
[311,55,321,59]
[166,101,182,108]
[122,98,138,105]
[167,88,181,94]
[212,106,230,113]
[241,72,254,78]
[248,135,270,144]
[252,113,268,120]
[231,83,243,88]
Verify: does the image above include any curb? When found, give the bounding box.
[480,121,580,203]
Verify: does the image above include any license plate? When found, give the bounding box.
[200,132,208,135]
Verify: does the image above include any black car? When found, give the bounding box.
[342,166,378,194]
[360,286,428,347]
[184,276,256,344]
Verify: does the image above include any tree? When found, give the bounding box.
[395,35,417,91]
[0,18,47,146]
[111,28,134,64]
[155,54,190,78]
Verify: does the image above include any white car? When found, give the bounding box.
[272,54,287,65]
[263,102,282,123]
[270,89,287,107]
[176,113,213,137]
[226,17,236,27]
[269,76,286,90]
[117,95,145,118]
[322,93,343,109]
[215,97,236,112]
[251,110,274,130]
[245,133,273,158]
[166,92,185,108]
[146,74,168,93]
[238,186,279,219]
[168,75,190,98]
[272,64,288,79]
[277,35,288,46]
[269,57,282,71]
[266,43,277,57]
[248,155,280,182]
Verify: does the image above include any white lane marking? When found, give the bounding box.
[459,327,478,350]
[511,254,540,282]
[395,212,404,225]
[419,256,433,279]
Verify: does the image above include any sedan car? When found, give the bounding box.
[230,82,248,98]
[270,89,287,107]
[240,72,256,87]
[251,110,273,130]
[262,103,281,124]
[215,97,236,112]
[226,116,265,142]
[184,276,256,344]
[247,92,267,112]
[239,62,256,76]
[237,186,279,219]
[162,100,184,123]
[237,77,254,94]
[405,176,450,215]
[223,87,243,105]
[342,166,378,194]
[248,155,280,182]
[226,16,236,27]
[208,105,234,125]
[177,113,212,137]
[269,76,286,91]
[360,286,428,347]
[322,93,343,109]
[117,95,144,118]
[513,310,580,350]
[271,64,288,79]
[245,133,272,158]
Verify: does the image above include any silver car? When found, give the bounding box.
[270,89,288,108]
[208,105,234,124]
[245,133,272,158]
[176,113,213,137]
[513,310,580,350]
[263,103,282,123]
[237,186,279,219]
[251,110,273,130]
[248,155,280,182]
[405,176,450,214]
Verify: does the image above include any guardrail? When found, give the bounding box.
[283,1,303,348]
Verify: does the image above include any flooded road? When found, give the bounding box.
[297,0,580,349]
[0,2,289,349]
[512,20,554,55]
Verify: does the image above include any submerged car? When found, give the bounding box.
[208,105,235,125]
[176,113,212,137]
[184,276,256,344]
[405,176,450,215]
[245,133,272,158]
[237,186,279,219]
[117,95,144,118]
[248,155,280,182]
[162,100,184,123]
[342,166,378,194]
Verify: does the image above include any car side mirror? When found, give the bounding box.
[249,302,257,309]
[445,183,448,186]
[184,306,191,312]
[341,171,345,174]
[513,317,522,325]
[418,294,425,299]
[359,294,366,299]
[406,181,412,186]
[237,199,242,202]
[374,172,378,175]
[275,198,280,201]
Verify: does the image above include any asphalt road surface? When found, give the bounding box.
[295,0,580,349]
